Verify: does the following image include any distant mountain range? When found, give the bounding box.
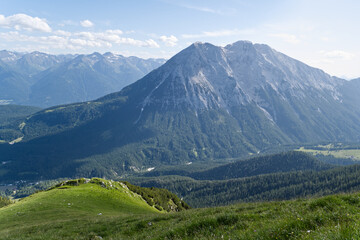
[1,40,360,182]
[0,50,165,107]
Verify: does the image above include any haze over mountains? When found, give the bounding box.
[1,40,360,181]
[0,50,165,107]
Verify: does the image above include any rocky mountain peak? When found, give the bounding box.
[132,40,346,121]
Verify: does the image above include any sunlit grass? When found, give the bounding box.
[1,180,360,239]
[297,146,360,161]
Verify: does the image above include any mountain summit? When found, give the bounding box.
[1,41,360,181]
[128,41,341,113]
[105,40,358,142]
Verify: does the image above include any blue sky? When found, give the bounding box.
[1,0,359,78]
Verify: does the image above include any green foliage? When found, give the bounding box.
[0,105,41,124]
[0,104,41,142]
[146,151,333,180]
[131,164,360,208]
[123,181,190,212]
[0,196,12,208]
[50,178,88,189]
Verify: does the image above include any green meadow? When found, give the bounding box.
[1,178,360,239]
[297,144,360,161]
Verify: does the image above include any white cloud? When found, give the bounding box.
[0,31,74,50]
[270,33,300,44]
[321,50,355,60]
[106,29,123,35]
[183,5,217,13]
[74,30,159,48]
[182,29,254,39]
[160,35,178,46]
[175,3,237,16]
[80,20,94,28]
[70,38,106,47]
[0,28,159,51]
[144,39,160,48]
[0,13,51,32]
[54,30,72,37]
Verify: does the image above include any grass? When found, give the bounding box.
[297,146,360,161]
[1,179,360,239]
[0,179,160,239]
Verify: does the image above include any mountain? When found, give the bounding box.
[339,77,360,111]
[0,50,24,63]
[0,50,165,107]
[0,60,30,105]
[0,51,71,106]
[14,51,75,78]
[28,52,166,107]
[1,40,360,181]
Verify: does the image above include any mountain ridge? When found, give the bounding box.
[0,50,166,107]
[1,40,360,181]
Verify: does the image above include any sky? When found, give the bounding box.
[0,0,359,79]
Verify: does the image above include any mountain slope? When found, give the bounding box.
[0,104,41,142]
[0,60,30,105]
[1,40,360,181]
[339,77,360,111]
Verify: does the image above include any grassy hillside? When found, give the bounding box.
[1,182,360,239]
[0,178,189,239]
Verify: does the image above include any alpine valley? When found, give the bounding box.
[1,40,360,182]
